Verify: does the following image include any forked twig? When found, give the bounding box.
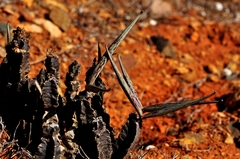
[106,46,143,117]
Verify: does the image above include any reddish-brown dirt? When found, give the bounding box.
[0,0,240,158]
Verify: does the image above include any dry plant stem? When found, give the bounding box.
[13,120,21,140]
[7,22,11,44]
[106,47,217,120]
[142,92,216,119]
[106,47,143,116]
[106,45,217,123]
[88,11,143,85]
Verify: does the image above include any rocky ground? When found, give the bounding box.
[0,0,240,158]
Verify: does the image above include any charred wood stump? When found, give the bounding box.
[0,14,216,159]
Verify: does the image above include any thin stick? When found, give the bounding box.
[0,117,5,138]
[28,123,32,145]
[13,120,21,140]
[7,21,11,44]
[106,47,143,116]
[88,11,143,85]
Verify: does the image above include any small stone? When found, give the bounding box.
[21,10,35,22]
[148,0,172,18]
[164,143,169,147]
[184,133,205,143]
[190,21,201,31]
[145,145,157,150]
[151,36,176,58]
[205,64,220,75]
[149,19,157,26]
[122,49,130,55]
[98,10,112,19]
[201,51,206,56]
[178,133,205,147]
[232,54,240,63]
[215,2,223,11]
[33,18,62,38]
[228,63,238,73]
[43,0,68,12]
[162,80,171,87]
[199,124,209,129]
[18,23,43,33]
[22,0,34,7]
[190,32,199,42]
[208,74,220,82]
[178,69,197,82]
[224,133,234,144]
[49,8,71,31]
[216,112,226,118]
[180,53,195,63]
[181,155,192,159]
[222,68,232,77]
[174,66,190,75]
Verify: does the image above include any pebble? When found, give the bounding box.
[49,8,71,31]
[228,62,238,73]
[162,80,171,87]
[190,21,201,31]
[215,2,223,11]
[22,0,34,7]
[174,66,190,74]
[33,18,62,38]
[222,68,232,77]
[180,53,194,63]
[208,74,220,82]
[205,64,220,75]
[144,0,172,18]
[18,23,43,33]
[179,71,196,82]
[149,19,157,26]
[43,0,68,12]
[98,10,112,19]
[151,36,176,58]
[182,155,192,159]
[145,145,157,150]
[232,54,240,63]
[190,32,199,42]
[182,133,205,145]
[224,133,234,144]
[21,10,35,22]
